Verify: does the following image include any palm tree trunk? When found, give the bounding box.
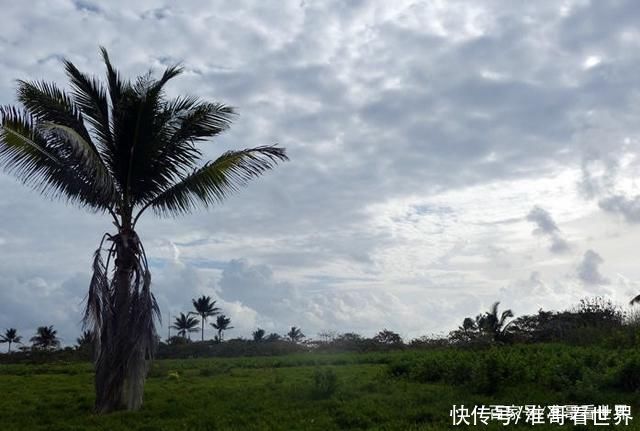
[7,341,11,353]
[94,227,148,413]
[201,318,204,342]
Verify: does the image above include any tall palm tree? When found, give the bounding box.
[0,48,288,413]
[0,328,22,353]
[30,325,61,350]
[210,314,233,343]
[171,312,199,339]
[192,295,220,341]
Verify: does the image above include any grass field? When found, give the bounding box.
[2,345,640,430]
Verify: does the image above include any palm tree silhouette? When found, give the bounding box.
[287,326,305,343]
[476,302,514,342]
[210,314,233,343]
[0,48,288,412]
[252,328,265,341]
[0,328,22,353]
[171,312,199,340]
[77,330,94,348]
[30,326,60,350]
[192,296,221,342]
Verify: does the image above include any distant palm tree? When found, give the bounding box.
[192,296,220,341]
[210,315,233,343]
[30,326,60,350]
[0,328,22,353]
[287,326,305,343]
[476,302,514,343]
[171,313,199,339]
[77,330,94,348]
[0,48,287,412]
[252,328,265,342]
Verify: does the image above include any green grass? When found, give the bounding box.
[2,346,640,430]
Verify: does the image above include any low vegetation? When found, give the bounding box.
[2,296,640,429]
[2,345,640,430]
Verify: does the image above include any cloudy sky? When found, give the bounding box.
[2,0,640,348]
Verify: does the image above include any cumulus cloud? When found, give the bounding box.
[598,194,640,223]
[526,206,570,253]
[577,250,609,286]
[3,1,640,348]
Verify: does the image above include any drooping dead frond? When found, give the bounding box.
[85,230,160,412]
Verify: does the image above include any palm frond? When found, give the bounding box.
[99,47,125,108]
[40,122,118,199]
[630,294,640,306]
[16,79,93,144]
[165,100,235,144]
[490,302,500,318]
[148,100,235,185]
[63,59,113,154]
[499,309,514,327]
[142,146,288,218]
[0,107,113,210]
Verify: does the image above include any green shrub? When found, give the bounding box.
[613,354,640,392]
[311,367,338,399]
[387,359,412,378]
[409,357,446,383]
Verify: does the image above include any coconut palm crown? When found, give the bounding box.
[30,325,61,350]
[171,312,200,339]
[192,295,220,341]
[0,48,288,413]
[211,314,233,342]
[0,328,22,353]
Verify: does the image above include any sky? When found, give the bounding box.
[2,0,640,348]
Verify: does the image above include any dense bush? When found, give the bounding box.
[157,339,307,359]
[612,353,640,392]
[387,344,640,396]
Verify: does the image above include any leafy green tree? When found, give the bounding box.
[287,326,305,343]
[252,328,265,341]
[0,328,22,353]
[192,296,221,342]
[30,326,60,350]
[210,314,233,343]
[171,312,199,340]
[266,332,281,342]
[373,329,403,346]
[0,48,287,412]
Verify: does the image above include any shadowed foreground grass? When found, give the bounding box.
[1,348,640,430]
